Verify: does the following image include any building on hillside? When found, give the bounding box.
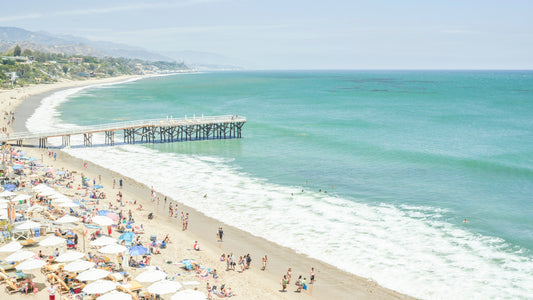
[69,57,83,64]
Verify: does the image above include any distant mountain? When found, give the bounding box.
[0,26,173,61]
[161,50,246,70]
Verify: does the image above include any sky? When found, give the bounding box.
[1,0,532,69]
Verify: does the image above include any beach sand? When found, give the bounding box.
[0,77,413,299]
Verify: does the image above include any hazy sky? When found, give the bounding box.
[1,0,532,69]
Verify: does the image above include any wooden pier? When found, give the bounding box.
[0,115,246,148]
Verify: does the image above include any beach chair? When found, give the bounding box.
[5,279,20,294]
[0,272,8,284]
[58,280,71,295]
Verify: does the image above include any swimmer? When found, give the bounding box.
[463,218,468,223]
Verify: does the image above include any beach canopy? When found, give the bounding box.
[12,194,31,202]
[129,245,148,256]
[15,220,41,230]
[118,232,135,243]
[16,258,46,271]
[97,290,132,300]
[92,216,114,226]
[93,185,104,189]
[64,260,95,272]
[147,280,182,295]
[98,244,128,254]
[5,250,35,262]
[82,280,117,294]
[12,165,23,170]
[56,215,79,224]
[0,190,16,197]
[77,268,110,281]
[39,236,66,247]
[90,236,117,247]
[135,269,166,283]
[55,251,85,262]
[171,289,206,300]
[0,241,22,253]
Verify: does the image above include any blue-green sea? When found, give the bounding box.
[28,71,533,299]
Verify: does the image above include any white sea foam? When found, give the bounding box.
[26,85,533,299]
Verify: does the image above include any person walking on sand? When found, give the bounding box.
[217,227,224,241]
[281,275,288,292]
[286,268,292,284]
[310,267,316,284]
[119,179,123,189]
[262,255,268,271]
[113,179,116,189]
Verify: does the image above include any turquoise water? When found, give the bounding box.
[35,71,533,298]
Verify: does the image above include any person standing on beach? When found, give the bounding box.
[113,179,116,189]
[119,179,123,189]
[281,275,288,292]
[310,267,316,284]
[286,268,292,284]
[262,255,268,271]
[53,152,57,160]
[217,227,224,241]
[48,284,56,300]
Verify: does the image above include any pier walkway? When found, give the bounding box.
[0,115,246,148]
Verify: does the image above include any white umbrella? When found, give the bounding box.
[77,268,110,281]
[0,191,16,197]
[171,289,206,300]
[0,241,22,252]
[82,280,117,294]
[15,220,41,230]
[39,236,66,247]
[92,216,114,226]
[135,269,167,283]
[38,190,56,196]
[56,215,79,224]
[97,290,132,300]
[5,250,35,262]
[51,196,72,203]
[90,236,117,247]
[12,194,31,202]
[28,205,46,212]
[63,260,95,272]
[57,201,80,208]
[55,250,85,262]
[16,258,46,271]
[98,244,127,254]
[147,280,182,295]
[32,185,51,191]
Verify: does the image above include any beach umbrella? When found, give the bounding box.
[12,165,23,170]
[56,171,66,175]
[0,190,16,197]
[92,216,114,226]
[118,232,135,243]
[129,245,148,256]
[64,260,95,272]
[5,250,35,262]
[106,212,120,221]
[97,210,113,216]
[12,194,31,202]
[90,236,117,247]
[135,269,166,283]
[77,268,110,281]
[39,236,66,247]
[171,289,206,300]
[98,244,128,254]
[15,220,41,230]
[97,290,132,300]
[32,185,51,192]
[57,201,80,208]
[56,215,79,224]
[38,190,57,196]
[147,280,182,295]
[28,205,46,212]
[16,258,46,271]
[55,250,85,262]
[0,241,22,252]
[93,185,104,189]
[82,280,117,294]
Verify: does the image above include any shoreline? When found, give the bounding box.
[4,77,413,299]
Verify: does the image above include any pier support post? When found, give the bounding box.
[83,133,93,147]
[105,131,115,146]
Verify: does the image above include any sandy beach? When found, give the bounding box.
[0,77,413,299]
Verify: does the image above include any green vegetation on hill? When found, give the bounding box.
[0,45,188,88]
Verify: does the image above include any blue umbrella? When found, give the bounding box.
[119,232,135,243]
[12,165,23,170]
[28,158,37,162]
[2,183,16,191]
[21,156,29,160]
[93,185,103,189]
[129,246,148,256]
[56,171,66,175]
[97,210,112,216]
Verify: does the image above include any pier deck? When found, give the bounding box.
[0,115,246,148]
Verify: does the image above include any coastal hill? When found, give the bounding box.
[0,26,173,61]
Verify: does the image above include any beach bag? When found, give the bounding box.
[303,283,307,290]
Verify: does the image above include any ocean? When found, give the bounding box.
[27,71,533,299]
